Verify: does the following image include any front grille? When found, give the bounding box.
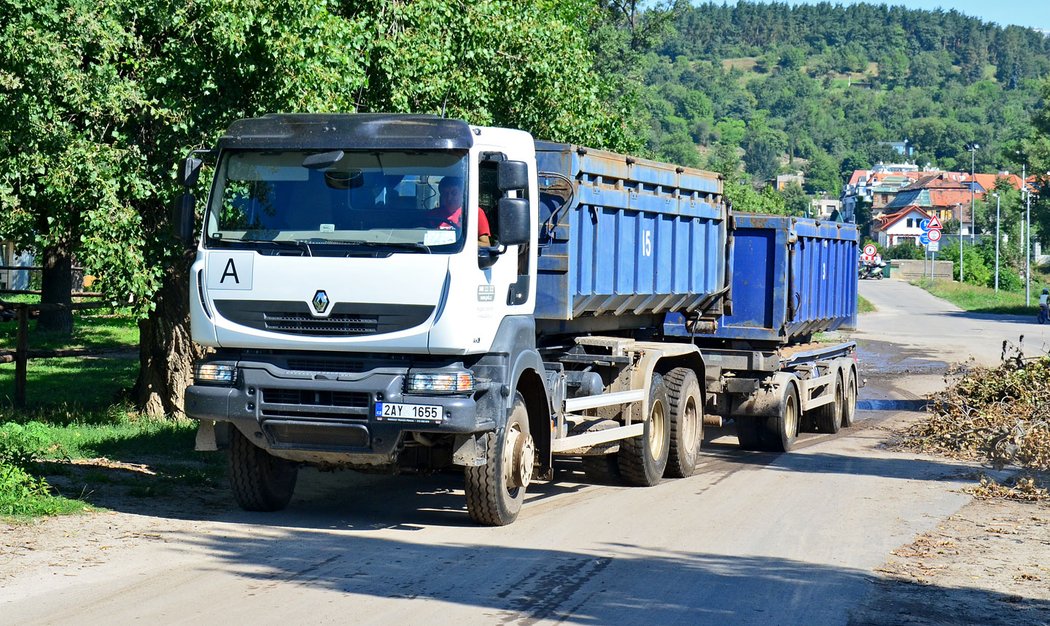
[214,300,433,337]
[263,312,378,335]
[286,358,365,373]
[261,388,369,408]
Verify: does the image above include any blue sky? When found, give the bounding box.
[783,1,1050,31]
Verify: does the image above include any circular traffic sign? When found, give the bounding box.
[928,228,942,242]
[919,233,930,245]
[863,244,877,256]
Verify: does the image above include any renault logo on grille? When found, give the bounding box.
[311,290,330,314]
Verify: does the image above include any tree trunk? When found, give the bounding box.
[36,242,74,335]
[133,253,205,417]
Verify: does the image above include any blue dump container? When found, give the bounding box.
[533,142,728,334]
[665,214,858,344]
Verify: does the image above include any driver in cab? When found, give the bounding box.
[431,176,491,246]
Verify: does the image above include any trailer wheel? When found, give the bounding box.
[841,367,858,428]
[229,427,298,512]
[618,374,671,486]
[581,454,622,484]
[760,380,800,452]
[664,368,703,478]
[465,393,533,526]
[812,372,843,434]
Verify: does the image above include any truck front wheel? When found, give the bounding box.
[465,393,533,526]
[229,427,298,512]
[618,374,671,486]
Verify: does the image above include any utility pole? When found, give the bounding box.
[993,192,1000,292]
[968,143,979,245]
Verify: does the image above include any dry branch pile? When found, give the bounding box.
[900,342,1050,501]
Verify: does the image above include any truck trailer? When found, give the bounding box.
[180,114,858,525]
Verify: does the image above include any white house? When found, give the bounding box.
[871,206,933,248]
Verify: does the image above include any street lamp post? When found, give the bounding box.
[1026,178,1032,306]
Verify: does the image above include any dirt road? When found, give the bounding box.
[2,279,1048,624]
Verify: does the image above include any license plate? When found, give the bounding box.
[374,402,443,422]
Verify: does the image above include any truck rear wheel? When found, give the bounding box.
[465,393,533,526]
[229,427,298,512]
[618,374,671,486]
[812,372,843,434]
[841,367,858,428]
[664,368,702,478]
[760,381,800,452]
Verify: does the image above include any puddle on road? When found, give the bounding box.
[857,399,929,411]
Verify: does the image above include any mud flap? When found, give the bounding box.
[453,433,490,467]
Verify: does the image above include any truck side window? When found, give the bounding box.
[478,161,500,243]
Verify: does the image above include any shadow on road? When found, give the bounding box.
[160,525,1049,625]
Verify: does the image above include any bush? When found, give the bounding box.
[0,422,58,469]
[883,242,924,260]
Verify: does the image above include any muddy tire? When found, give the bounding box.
[812,372,843,434]
[759,380,800,452]
[581,454,622,484]
[664,368,703,478]
[841,367,858,428]
[465,393,533,526]
[229,427,298,512]
[618,374,671,486]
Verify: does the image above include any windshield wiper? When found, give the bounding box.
[208,235,314,256]
[342,240,432,254]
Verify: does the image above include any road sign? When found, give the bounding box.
[927,216,943,230]
[863,244,877,257]
[919,219,931,231]
[920,233,930,245]
[927,240,940,252]
[928,228,942,242]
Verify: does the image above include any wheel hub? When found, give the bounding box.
[504,425,535,489]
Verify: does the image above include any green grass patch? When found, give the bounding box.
[858,295,876,313]
[914,278,1036,315]
[0,309,138,352]
[0,415,225,519]
[0,357,137,414]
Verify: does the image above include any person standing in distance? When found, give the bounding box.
[431,176,491,246]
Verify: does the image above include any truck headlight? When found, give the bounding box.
[405,371,474,394]
[195,362,237,385]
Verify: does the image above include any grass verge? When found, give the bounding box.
[858,295,876,313]
[0,312,223,519]
[913,278,1037,315]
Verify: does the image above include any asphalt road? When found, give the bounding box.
[2,279,1045,625]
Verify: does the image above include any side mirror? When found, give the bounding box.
[497,160,529,192]
[174,193,196,248]
[497,197,530,246]
[179,157,203,187]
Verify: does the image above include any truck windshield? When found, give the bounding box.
[204,150,469,254]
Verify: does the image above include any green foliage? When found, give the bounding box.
[637,1,1049,198]
[0,0,157,310]
[883,242,924,260]
[778,183,810,216]
[0,422,57,469]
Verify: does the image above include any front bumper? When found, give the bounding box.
[185,359,494,464]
